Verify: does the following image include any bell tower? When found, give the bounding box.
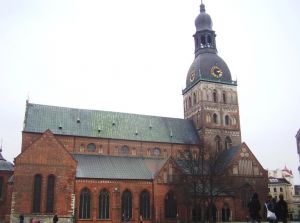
[183,2,241,153]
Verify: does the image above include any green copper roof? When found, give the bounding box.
[24,103,200,145]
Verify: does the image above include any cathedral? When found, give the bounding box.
[0,3,268,223]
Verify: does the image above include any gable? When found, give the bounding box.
[230,143,266,176]
[15,130,77,167]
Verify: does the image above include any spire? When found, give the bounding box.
[0,139,5,161]
[200,0,205,13]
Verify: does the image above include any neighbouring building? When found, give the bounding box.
[0,3,268,223]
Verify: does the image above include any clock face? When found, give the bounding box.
[190,70,195,82]
[210,66,223,78]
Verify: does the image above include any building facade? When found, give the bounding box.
[0,3,268,223]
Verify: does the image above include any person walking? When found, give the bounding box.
[265,195,277,223]
[248,192,261,223]
[19,214,24,223]
[275,194,288,223]
[53,214,59,223]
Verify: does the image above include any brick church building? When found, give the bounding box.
[0,3,268,223]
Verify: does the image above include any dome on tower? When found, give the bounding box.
[195,4,213,31]
[0,148,14,171]
[185,53,232,88]
[183,2,236,93]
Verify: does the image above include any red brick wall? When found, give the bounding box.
[13,130,77,219]
[0,171,13,223]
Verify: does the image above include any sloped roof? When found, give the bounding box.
[24,103,200,145]
[73,154,166,180]
[0,149,14,172]
[269,177,291,185]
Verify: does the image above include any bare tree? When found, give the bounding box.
[175,144,234,223]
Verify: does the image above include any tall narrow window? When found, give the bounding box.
[225,137,232,150]
[201,35,206,45]
[223,92,226,103]
[99,189,110,219]
[213,90,217,102]
[165,191,177,218]
[188,97,192,108]
[122,190,132,220]
[213,113,218,124]
[140,190,151,220]
[193,92,197,105]
[79,188,91,219]
[33,174,42,213]
[46,175,55,213]
[215,135,221,152]
[225,115,230,125]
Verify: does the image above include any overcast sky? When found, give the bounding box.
[1,0,300,183]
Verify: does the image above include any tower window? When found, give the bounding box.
[225,136,232,150]
[223,92,226,103]
[193,93,197,105]
[225,115,230,125]
[213,91,217,102]
[213,113,218,124]
[207,35,212,44]
[215,135,221,152]
[201,35,206,45]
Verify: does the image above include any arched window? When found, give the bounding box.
[207,35,212,44]
[165,191,177,219]
[79,188,91,219]
[87,143,96,152]
[223,92,227,103]
[213,90,217,102]
[99,189,110,219]
[122,190,132,220]
[225,137,232,150]
[33,174,42,213]
[201,35,206,45]
[46,175,55,213]
[188,97,192,108]
[225,115,230,125]
[213,113,218,124]
[222,203,230,222]
[215,135,221,152]
[193,92,197,105]
[120,145,129,155]
[153,147,161,156]
[140,190,151,219]
[206,113,211,123]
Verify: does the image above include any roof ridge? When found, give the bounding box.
[28,102,185,120]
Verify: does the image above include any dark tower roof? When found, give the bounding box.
[195,3,213,31]
[183,3,236,94]
[0,145,14,172]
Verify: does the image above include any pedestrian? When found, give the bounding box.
[248,192,261,223]
[53,214,59,223]
[275,194,288,223]
[139,214,143,223]
[19,214,24,223]
[265,195,277,223]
